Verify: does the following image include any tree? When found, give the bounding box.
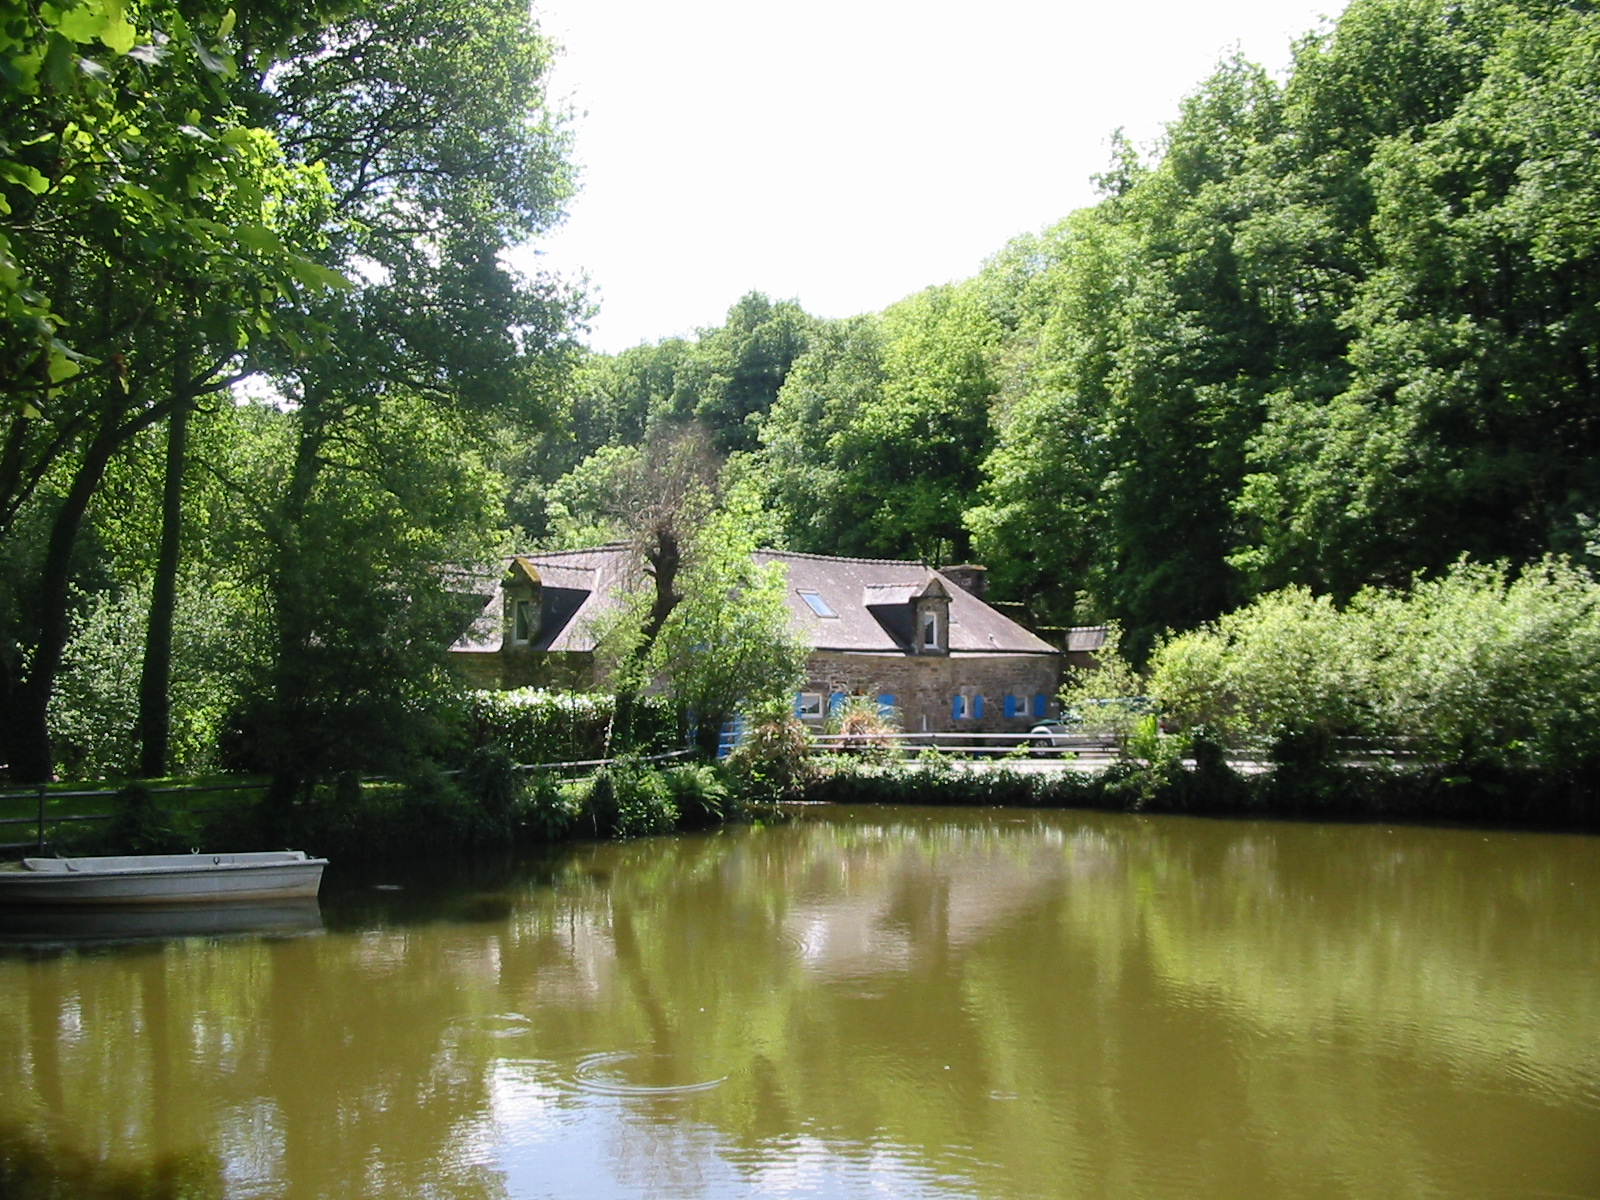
[1233,0,1600,596]
[241,0,580,801]
[754,314,888,555]
[613,503,807,758]
[753,284,997,565]
[0,0,343,781]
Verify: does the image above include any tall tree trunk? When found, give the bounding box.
[137,386,191,778]
[4,397,127,783]
[613,526,683,750]
[262,394,333,806]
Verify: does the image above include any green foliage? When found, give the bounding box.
[106,782,196,855]
[523,773,581,842]
[1149,588,1376,748]
[578,758,679,839]
[535,445,642,549]
[754,284,997,563]
[724,700,817,799]
[661,762,732,829]
[463,688,674,764]
[1058,626,1149,739]
[753,314,888,555]
[50,573,261,778]
[1149,558,1600,775]
[628,504,809,754]
[458,745,521,835]
[959,0,1600,644]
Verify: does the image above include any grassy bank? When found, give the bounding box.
[3,753,764,862]
[11,744,1595,866]
[801,750,1600,832]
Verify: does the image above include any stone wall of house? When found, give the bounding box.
[802,652,1061,734]
[450,649,596,691]
[451,654,503,691]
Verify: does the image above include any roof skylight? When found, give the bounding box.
[798,590,838,618]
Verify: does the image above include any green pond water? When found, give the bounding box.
[0,806,1596,1199]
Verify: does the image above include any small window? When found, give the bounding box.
[923,614,938,648]
[798,590,837,618]
[512,599,535,644]
[796,692,824,719]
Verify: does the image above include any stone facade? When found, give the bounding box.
[452,648,595,692]
[449,547,1063,734]
[802,651,1060,734]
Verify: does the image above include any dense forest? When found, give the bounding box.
[2,0,1597,785]
[530,0,1600,655]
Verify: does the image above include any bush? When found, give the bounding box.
[105,783,197,854]
[1058,625,1152,740]
[463,689,675,764]
[725,701,817,799]
[522,772,581,842]
[577,759,679,838]
[827,695,902,764]
[1146,558,1600,776]
[662,762,733,828]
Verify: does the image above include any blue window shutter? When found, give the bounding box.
[878,693,895,717]
[829,691,846,716]
[795,692,805,718]
[974,694,985,720]
[1003,694,1017,719]
[1033,693,1047,719]
[952,694,964,721]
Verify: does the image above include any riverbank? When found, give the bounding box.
[802,752,1600,832]
[8,747,1596,865]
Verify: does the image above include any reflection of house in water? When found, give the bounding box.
[450,546,1063,735]
[782,826,1094,980]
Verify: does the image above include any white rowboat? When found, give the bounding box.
[0,851,327,906]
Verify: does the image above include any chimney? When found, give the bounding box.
[942,564,988,600]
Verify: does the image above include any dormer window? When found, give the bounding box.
[502,556,543,650]
[912,575,950,655]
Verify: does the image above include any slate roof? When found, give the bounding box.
[451,546,1059,659]
[1065,625,1110,653]
[450,545,631,655]
[755,550,1058,657]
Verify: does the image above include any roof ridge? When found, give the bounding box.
[503,545,627,562]
[757,547,930,568]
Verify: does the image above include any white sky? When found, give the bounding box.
[518,0,1350,353]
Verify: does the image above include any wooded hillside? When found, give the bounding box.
[514,0,1600,656]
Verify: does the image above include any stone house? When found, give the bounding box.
[449,545,1062,734]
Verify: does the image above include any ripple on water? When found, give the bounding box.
[572,1051,728,1097]
[449,1012,537,1041]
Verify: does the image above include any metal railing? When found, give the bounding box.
[0,779,270,855]
[807,730,1123,758]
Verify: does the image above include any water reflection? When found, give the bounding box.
[0,899,323,952]
[0,809,1597,1199]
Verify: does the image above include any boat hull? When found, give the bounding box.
[0,852,327,906]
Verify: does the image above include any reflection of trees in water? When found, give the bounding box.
[0,1122,224,1200]
[0,811,1595,1200]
